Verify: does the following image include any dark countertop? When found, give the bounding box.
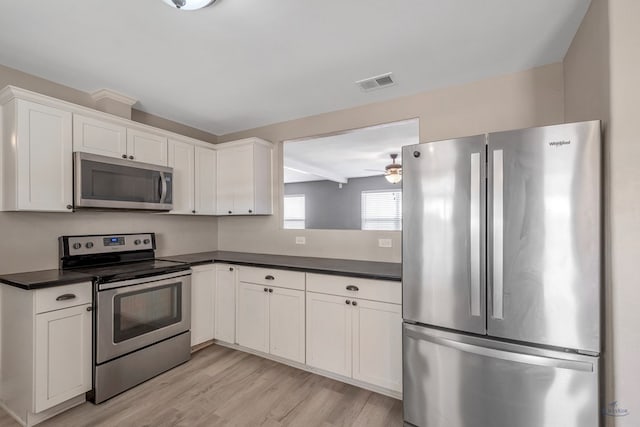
[160,251,402,282]
[0,251,401,290]
[0,269,95,290]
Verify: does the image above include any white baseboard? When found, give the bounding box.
[1,394,85,427]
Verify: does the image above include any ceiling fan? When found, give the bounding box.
[365,153,402,184]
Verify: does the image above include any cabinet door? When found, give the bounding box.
[126,128,168,166]
[306,292,352,377]
[216,145,253,215]
[236,282,269,353]
[14,100,73,212]
[34,304,92,413]
[352,299,402,392]
[168,139,195,214]
[194,146,217,215]
[269,287,305,363]
[190,265,215,347]
[214,264,236,343]
[73,114,127,159]
[231,144,255,214]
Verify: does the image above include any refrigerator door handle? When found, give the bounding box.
[404,328,594,372]
[492,149,504,319]
[469,152,481,316]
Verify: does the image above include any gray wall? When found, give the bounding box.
[284,176,400,230]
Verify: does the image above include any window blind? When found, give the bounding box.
[283,195,306,229]
[361,190,402,231]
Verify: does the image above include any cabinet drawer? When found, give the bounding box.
[238,266,305,291]
[306,273,401,304]
[35,282,93,314]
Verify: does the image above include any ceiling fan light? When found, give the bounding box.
[162,0,218,11]
[385,169,402,184]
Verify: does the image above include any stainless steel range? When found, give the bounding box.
[59,232,192,403]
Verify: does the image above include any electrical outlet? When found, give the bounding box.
[378,238,392,248]
[295,236,306,245]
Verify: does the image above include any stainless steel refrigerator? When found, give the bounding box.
[402,121,602,427]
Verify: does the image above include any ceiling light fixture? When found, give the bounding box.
[162,0,218,11]
[385,154,402,184]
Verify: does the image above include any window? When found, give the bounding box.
[283,195,306,229]
[361,190,402,231]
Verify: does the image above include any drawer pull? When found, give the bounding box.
[264,288,268,292]
[345,300,351,305]
[265,275,275,280]
[346,285,359,292]
[268,288,273,293]
[351,301,358,306]
[56,294,77,301]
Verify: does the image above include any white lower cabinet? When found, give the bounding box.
[235,267,306,364]
[34,304,92,413]
[351,299,402,392]
[306,275,402,394]
[1,282,92,426]
[190,264,216,347]
[214,264,237,344]
[236,282,270,353]
[306,292,352,377]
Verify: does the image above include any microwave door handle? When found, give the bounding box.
[159,172,168,203]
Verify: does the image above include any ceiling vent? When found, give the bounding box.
[356,73,396,92]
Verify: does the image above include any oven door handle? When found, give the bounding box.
[98,270,191,291]
[159,172,168,204]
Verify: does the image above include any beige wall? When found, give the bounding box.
[0,65,219,274]
[608,0,640,423]
[0,64,218,144]
[217,63,565,262]
[564,0,640,423]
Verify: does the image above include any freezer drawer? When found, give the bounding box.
[403,323,600,427]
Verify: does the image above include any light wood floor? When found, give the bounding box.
[0,344,403,427]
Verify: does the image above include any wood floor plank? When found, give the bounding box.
[0,344,402,427]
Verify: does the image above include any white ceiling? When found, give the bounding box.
[0,0,590,135]
[284,119,419,183]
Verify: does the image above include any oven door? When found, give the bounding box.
[96,271,191,364]
[75,152,173,211]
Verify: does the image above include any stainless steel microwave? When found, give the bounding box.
[74,152,173,211]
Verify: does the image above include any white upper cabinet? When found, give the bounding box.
[168,140,217,215]
[1,98,73,212]
[73,115,168,166]
[73,114,127,159]
[194,146,217,215]
[216,138,272,215]
[168,139,196,214]
[126,127,168,166]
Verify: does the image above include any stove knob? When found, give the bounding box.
[86,242,94,249]
[143,239,151,244]
[134,239,142,245]
[72,243,82,250]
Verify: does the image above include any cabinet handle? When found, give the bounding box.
[268,288,273,293]
[265,275,275,280]
[228,211,232,214]
[345,300,351,305]
[129,155,134,160]
[346,285,359,292]
[229,267,234,271]
[264,288,268,292]
[248,209,253,213]
[122,154,127,159]
[56,294,76,301]
[352,301,358,306]
[66,204,73,210]
[86,306,93,312]
[192,210,196,214]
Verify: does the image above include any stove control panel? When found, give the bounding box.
[62,233,156,257]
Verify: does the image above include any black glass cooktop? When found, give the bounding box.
[73,259,190,283]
